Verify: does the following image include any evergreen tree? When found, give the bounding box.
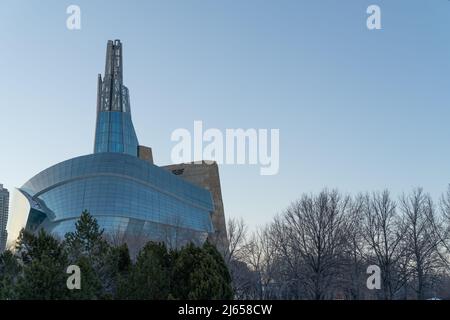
[203,241,232,286]
[64,210,109,259]
[66,256,103,300]
[15,230,69,300]
[114,243,132,274]
[119,242,171,299]
[2,213,233,300]
[0,250,21,300]
[171,243,233,300]
[108,243,132,299]
[64,210,112,298]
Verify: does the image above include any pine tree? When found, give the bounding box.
[171,242,233,299]
[64,210,109,259]
[15,230,69,300]
[119,242,171,299]
[108,243,132,299]
[202,241,233,299]
[66,256,103,300]
[3,213,234,300]
[64,210,112,299]
[0,250,21,300]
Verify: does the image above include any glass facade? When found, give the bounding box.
[94,111,139,155]
[7,39,217,247]
[93,39,139,156]
[9,153,214,244]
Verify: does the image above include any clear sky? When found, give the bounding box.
[0,0,449,229]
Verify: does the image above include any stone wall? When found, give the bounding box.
[161,161,229,254]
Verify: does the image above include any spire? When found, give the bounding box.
[98,39,129,113]
[96,73,102,114]
[94,40,139,156]
[104,39,123,83]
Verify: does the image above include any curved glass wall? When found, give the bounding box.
[7,40,218,248]
[8,153,214,245]
[94,111,139,156]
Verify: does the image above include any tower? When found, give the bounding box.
[7,40,226,254]
[94,40,139,156]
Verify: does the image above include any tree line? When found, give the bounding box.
[0,211,233,300]
[226,187,450,300]
[2,187,450,300]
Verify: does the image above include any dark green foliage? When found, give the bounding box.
[113,243,132,274]
[171,242,233,300]
[203,241,232,286]
[119,241,233,300]
[0,250,21,299]
[118,242,171,299]
[64,210,109,260]
[64,211,131,299]
[66,256,103,300]
[15,230,69,300]
[0,211,232,300]
[64,210,114,299]
[108,243,132,299]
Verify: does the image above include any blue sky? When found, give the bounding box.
[0,0,449,228]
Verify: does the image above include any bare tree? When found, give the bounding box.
[225,218,247,265]
[264,215,305,299]
[361,190,409,299]
[400,188,445,299]
[280,189,353,299]
[339,195,367,299]
[225,217,258,299]
[241,226,280,299]
[224,187,450,300]
[439,185,450,261]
